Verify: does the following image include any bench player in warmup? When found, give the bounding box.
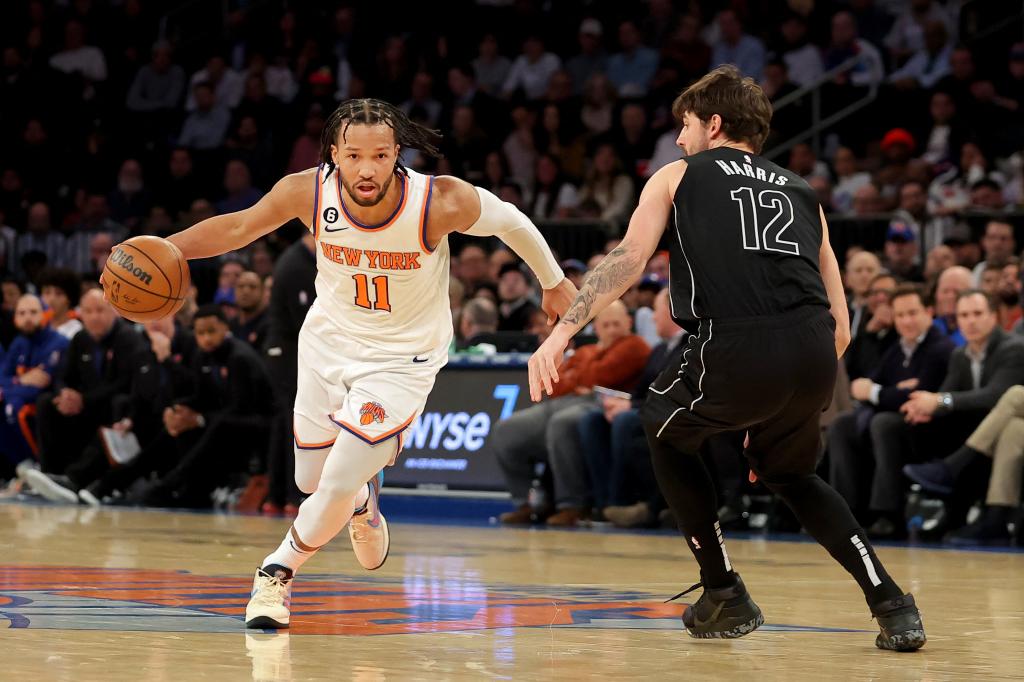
[528,67,925,651]
[103,99,576,628]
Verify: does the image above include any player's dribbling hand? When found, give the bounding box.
[540,278,579,325]
[528,325,571,402]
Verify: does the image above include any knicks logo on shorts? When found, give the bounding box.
[359,401,387,426]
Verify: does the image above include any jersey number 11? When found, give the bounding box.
[353,274,391,312]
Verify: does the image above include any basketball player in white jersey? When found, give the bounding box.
[102,99,577,628]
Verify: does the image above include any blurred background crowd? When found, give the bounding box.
[2,0,1024,547]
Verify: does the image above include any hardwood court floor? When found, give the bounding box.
[2,502,1023,681]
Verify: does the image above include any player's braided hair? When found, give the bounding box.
[319,98,443,180]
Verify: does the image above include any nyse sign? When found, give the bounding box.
[389,369,528,490]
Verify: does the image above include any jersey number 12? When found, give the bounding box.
[353,274,391,312]
[730,187,799,255]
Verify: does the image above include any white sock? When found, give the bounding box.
[262,526,318,576]
[353,483,369,512]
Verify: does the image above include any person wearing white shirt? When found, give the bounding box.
[49,20,106,83]
[888,21,952,90]
[186,55,244,111]
[645,127,683,178]
[502,36,561,100]
[779,15,824,87]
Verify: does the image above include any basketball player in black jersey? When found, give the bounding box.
[529,66,925,651]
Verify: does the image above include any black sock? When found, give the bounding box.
[985,505,1013,524]
[943,445,984,476]
[765,475,903,606]
[646,426,735,589]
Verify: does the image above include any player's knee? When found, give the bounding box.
[294,471,319,495]
[315,476,363,503]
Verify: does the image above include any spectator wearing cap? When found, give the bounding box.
[178,82,231,150]
[884,220,924,282]
[710,9,766,80]
[38,268,82,340]
[971,220,1017,285]
[560,259,587,290]
[566,19,608,94]
[824,11,884,88]
[607,20,659,97]
[502,35,562,100]
[875,128,916,207]
[185,55,243,112]
[497,262,538,332]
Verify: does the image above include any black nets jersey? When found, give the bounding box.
[667,146,829,327]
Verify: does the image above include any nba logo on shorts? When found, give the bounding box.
[360,401,386,425]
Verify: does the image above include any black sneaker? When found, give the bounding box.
[945,513,1012,546]
[902,461,954,495]
[872,594,926,651]
[668,574,764,639]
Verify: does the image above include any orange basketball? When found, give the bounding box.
[102,236,190,323]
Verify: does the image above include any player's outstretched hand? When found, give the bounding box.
[528,326,571,402]
[540,277,579,325]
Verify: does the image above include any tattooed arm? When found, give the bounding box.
[528,161,686,400]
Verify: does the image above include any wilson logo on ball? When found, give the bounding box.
[110,249,154,286]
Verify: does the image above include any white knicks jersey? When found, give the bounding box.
[306,166,453,354]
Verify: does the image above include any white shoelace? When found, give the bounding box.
[254,576,289,607]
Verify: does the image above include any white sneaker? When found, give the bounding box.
[78,488,102,507]
[349,472,389,570]
[245,567,292,629]
[24,469,80,504]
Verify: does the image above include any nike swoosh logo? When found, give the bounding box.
[412,356,429,363]
[692,601,725,628]
[323,225,350,232]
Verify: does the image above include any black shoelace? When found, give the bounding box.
[665,580,703,604]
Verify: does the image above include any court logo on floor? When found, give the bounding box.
[0,566,866,635]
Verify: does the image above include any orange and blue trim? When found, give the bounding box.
[419,175,436,254]
[337,172,408,232]
[329,411,416,445]
[293,416,336,450]
[311,164,323,240]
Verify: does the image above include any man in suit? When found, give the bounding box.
[828,284,956,536]
[899,289,1024,530]
[578,287,683,525]
[846,272,899,379]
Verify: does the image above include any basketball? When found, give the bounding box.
[102,236,190,323]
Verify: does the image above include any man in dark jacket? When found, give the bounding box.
[845,272,899,379]
[262,234,316,511]
[231,270,269,351]
[0,294,68,473]
[143,304,275,507]
[34,289,140,477]
[828,284,956,534]
[24,313,198,504]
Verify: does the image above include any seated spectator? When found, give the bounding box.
[445,106,489,180]
[15,203,66,275]
[577,143,635,227]
[472,33,511,96]
[778,13,824,87]
[107,159,152,232]
[48,20,107,85]
[186,54,243,111]
[832,147,873,214]
[788,143,830,183]
[893,180,952,253]
[887,20,951,90]
[579,288,684,526]
[845,250,882,339]
[217,160,264,215]
[874,129,917,207]
[140,305,275,507]
[231,271,268,351]
[497,262,538,332]
[999,259,1022,330]
[632,276,664,348]
[455,244,491,293]
[851,182,886,216]
[884,0,953,66]
[214,258,245,306]
[971,220,1016,285]
[918,91,965,170]
[400,72,442,129]
[566,19,608,94]
[502,35,561,100]
[31,290,140,489]
[580,73,616,137]
[158,148,202,220]
[846,272,898,379]
[828,285,955,533]
[527,154,578,221]
[899,291,1024,528]
[979,262,1005,298]
[613,103,656,182]
[709,9,765,80]
[502,104,537,190]
[883,221,924,282]
[453,297,499,354]
[536,104,586,181]
[932,265,972,345]
[64,193,127,277]
[929,142,1006,216]
[126,40,185,114]
[0,295,68,477]
[38,267,82,340]
[904,385,1024,544]
[178,82,231,150]
[494,301,650,526]
[924,244,956,287]
[968,178,1006,212]
[22,314,197,505]
[824,11,884,88]
[607,20,659,97]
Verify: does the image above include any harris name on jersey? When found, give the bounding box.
[713,154,790,186]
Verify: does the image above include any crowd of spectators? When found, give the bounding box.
[2,1,1024,545]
